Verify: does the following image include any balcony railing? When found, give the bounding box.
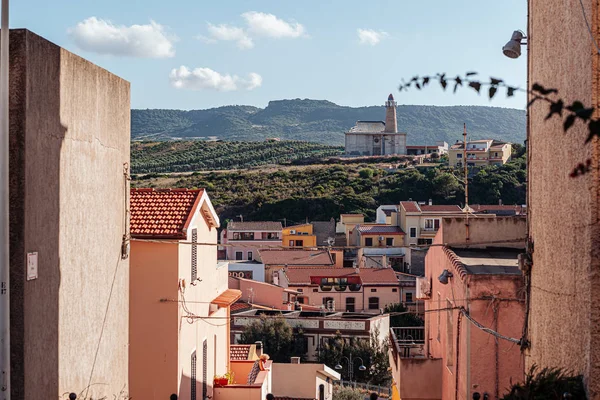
[390,327,426,359]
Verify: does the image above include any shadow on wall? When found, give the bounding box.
[9,29,66,399]
[178,372,214,400]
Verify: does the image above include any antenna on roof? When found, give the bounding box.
[238,214,244,222]
[463,123,470,243]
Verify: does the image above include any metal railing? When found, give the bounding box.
[334,380,392,398]
[391,327,425,344]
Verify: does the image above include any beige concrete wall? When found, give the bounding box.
[9,30,130,399]
[528,1,600,396]
[271,363,323,399]
[440,216,526,248]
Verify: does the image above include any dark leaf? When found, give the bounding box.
[422,77,430,86]
[566,101,585,112]
[490,77,503,85]
[563,115,576,132]
[466,72,478,76]
[545,100,564,120]
[411,76,419,82]
[507,87,516,97]
[531,83,558,95]
[453,76,463,94]
[440,79,447,90]
[469,81,481,93]
[489,86,497,99]
[416,83,421,90]
[586,119,600,143]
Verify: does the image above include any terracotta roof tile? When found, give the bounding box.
[230,301,252,313]
[357,225,405,235]
[230,344,253,361]
[400,201,420,213]
[420,205,462,212]
[285,267,398,286]
[130,188,204,239]
[258,249,334,266]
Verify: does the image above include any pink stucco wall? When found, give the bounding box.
[422,221,525,400]
[232,277,291,309]
[130,199,230,400]
[288,284,400,312]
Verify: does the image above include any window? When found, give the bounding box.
[235,251,243,260]
[346,297,355,312]
[297,288,303,292]
[371,288,377,293]
[297,296,305,304]
[202,340,208,399]
[365,238,373,246]
[295,240,304,247]
[425,219,440,231]
[494,152,498,157]
[191,351,197,400]
[289,240,294,247]
[456,153,462,158]
[247,251,253,261]
[319,384,325,400]
[406,293,413,303]
[446,300,454,367]
[323,297,335,310]
[313,288,318,293]
[409,227,417,238]
[368,297,380,310]
[386,237,394,246]
[418,238,433,245]
[238,232,253,240]
[392,288,398,293]
[191,229,198,282]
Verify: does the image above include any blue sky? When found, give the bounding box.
[11,0,527,110]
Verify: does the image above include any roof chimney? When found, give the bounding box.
[291,357,301,364]
[428,199,432,206]
[255,341,263,357]
[499,199,503,206]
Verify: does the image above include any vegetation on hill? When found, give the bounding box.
[131,140,344,173]
[132,147,527,223]
[131,99,526,145]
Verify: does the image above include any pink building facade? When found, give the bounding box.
[221,221,282,261]
[129,189,241,400]
[390,217,526,400]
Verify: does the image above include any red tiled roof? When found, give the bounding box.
[284,267,398,286]
[400,201,420,213]
[357,225,405,235]
[420,205,462,212]
[212,289,242,306]
[230,301,252,313]
[130,188,204,239]
[258,249,334,266]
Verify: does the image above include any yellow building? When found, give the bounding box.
[282,224,317,247]
[448,139,512,168]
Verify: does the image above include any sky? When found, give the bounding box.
[11,0,528,111]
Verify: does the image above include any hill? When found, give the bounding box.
[131,150,527,222]
[131,140,344,173]
[131,100,526,145]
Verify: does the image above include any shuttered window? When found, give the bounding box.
[191,229,198,282]
[202,339,208,399]
[191,351,197,400]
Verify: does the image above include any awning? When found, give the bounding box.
[211,289,242,307]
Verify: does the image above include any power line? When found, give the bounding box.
[459,307,522,345]
[578,0,600,54]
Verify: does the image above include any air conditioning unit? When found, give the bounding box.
[290,230,296,234]
[416,276,431,299]
[378,236,385,241]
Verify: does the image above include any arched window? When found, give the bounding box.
[319,384,325,400]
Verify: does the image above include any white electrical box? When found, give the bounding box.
[27,252,38,281]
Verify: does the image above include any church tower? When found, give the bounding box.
[384,93,398,133]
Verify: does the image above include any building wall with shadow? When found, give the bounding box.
[9,29,130,399]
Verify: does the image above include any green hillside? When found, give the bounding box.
[131,140,344,173]
[131,99,526,145]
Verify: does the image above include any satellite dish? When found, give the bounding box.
[326,237,335,247]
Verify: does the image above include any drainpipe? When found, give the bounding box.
[0,1,10,399]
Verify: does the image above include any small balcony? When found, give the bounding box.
[213,360,272,400]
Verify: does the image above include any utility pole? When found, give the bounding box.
[463,123,470,243]
[0,1,10,399]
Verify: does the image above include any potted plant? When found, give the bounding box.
[213,371,235,387]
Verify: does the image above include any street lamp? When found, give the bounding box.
[334,354,366,382]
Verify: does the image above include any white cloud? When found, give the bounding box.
[68,17,176,58]
[242,11,305,38]
[204,23,254,49]
[169,66,262,91]
[357,29,389,46]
